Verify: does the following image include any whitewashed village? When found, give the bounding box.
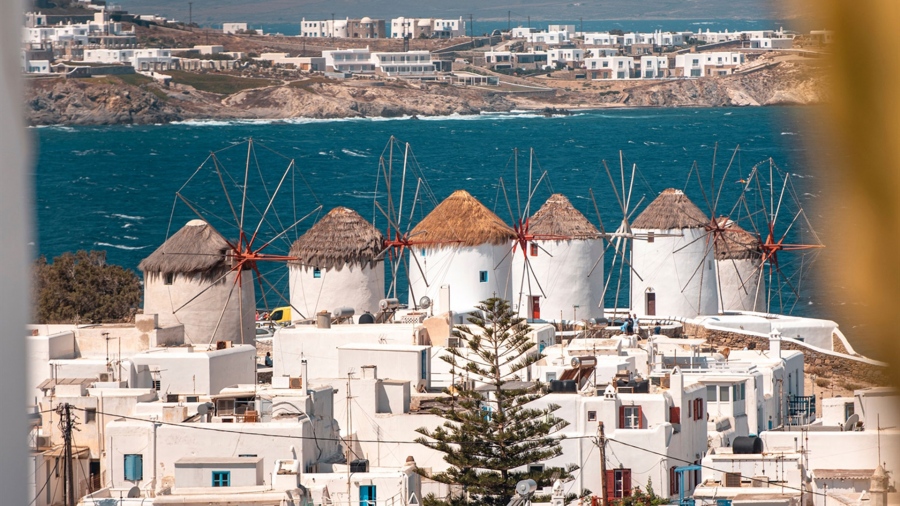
[21,0,832,89]
[25,126,898,506]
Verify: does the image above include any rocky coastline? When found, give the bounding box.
[25,59,826,126]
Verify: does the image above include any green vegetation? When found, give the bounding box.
[116,73,154,86]
[33,251,142,324]
[415,297,576,506]
[165,70,275,95]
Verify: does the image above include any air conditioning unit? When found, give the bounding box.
[724,472,742,488]
[289,377,303,389]
[97,373,110,382]
[447,337,461,348]
[617,386,634,393]
[36,436,51,448]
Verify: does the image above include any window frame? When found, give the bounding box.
[211,470,231,487]
[123,454,143,481]
[479,270,488,283]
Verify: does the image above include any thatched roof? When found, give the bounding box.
[632,188,708,230]
[714,218,762,260]
[410,190,516,247]
[139,219,231,279]
[290,207,384,270]
[528,194,600,240]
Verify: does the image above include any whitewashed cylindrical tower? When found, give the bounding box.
[289,207,385,318]
[715,218,766,312]
[140,219,256,346]
[630,189,717,318]
[407,190,517,315]
[512,194,604,322]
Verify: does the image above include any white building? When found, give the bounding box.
[630,189,718,318]
[222,22,247,34]
[371,51,435,76]
[547,47,584,66]
[674,52,745,77]
[584,56,636,79]
[640,55,669,78]
[583,32,622,46]
[751,37,793,49]
[390,17,465,38]
[140,220,256,346]
[528,368,708,501]
[524,30,570,46]
[82,48,178,70]
[322,47,375,73]
[289,207,385,318]
[511,194,604,323]
[407,190,517,317]
[299,17,349,38]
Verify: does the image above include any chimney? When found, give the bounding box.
[769,328,782,357]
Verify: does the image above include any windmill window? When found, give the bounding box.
[588,410,597,422]
[313,268,321,279]
[421,248,426,256]
[479,271,488,283]
[530,243,538,256]
[164,273,174,285]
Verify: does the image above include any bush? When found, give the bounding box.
[33,250,141,324]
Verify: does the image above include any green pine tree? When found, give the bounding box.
[415,297,574,506]
[33,250,142,324]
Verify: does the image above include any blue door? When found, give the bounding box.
[360,485,376,505]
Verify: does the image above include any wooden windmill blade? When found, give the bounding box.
[145,139,321,348]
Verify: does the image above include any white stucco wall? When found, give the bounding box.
[716,257,766,312]
[337,344,430,390]
[143,270,256,346]
[631,227,718,318]
[131,345,255,396]
[408,243,513,314]
[512,239,604,322]
[289,262,385,319]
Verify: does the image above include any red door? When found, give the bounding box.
[531,296,541,320]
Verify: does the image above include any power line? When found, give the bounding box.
[70,406,831,498]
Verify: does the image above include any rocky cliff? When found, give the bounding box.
[24,59,827,126]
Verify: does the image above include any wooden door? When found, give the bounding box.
[531,296,541,320]
[646,292,656,316]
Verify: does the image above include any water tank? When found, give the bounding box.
[516,479,537,496]
[358,312,375,324]
[732,435,763,454]
[332,307,355,319]
[379,298,400,311]
[571,356,597,368]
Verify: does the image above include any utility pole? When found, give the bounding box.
[58,403,76,506]
[598,421,608,506]
[345,372,353,504]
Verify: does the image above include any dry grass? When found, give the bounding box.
[632,188,708,230]
[166,70,276,95]
[139,220,231,280]
[528,193,600,240]
[290,207,384,270]
[411,190,516,247]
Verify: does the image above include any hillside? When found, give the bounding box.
[112,0,800,25]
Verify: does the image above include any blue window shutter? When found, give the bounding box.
[212,471,230,487]
[420,350,427,380]
[124,454,143,481]
[360,485,376,504]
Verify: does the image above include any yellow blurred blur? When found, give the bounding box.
[812,0,900,387]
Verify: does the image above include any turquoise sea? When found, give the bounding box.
[32,106,857,340]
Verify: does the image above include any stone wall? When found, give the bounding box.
[684,323,888,386]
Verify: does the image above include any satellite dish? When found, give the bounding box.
[419,296,432,309]
[843,413,860,431]
[127,486,141,498]
[516,479,537,497]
